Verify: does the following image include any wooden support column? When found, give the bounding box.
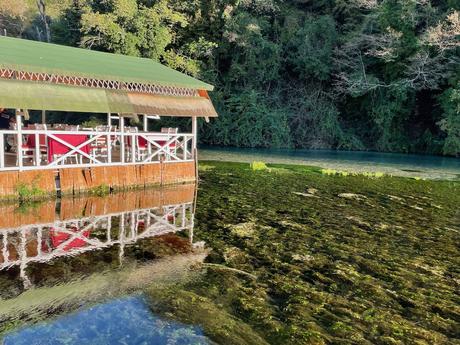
[191,116,197,151]
[41,110,46,124]
[191,116,198,181]
[143,114,148,132]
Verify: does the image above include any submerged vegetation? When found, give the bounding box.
[321,169,386,178]
[147,161,460,344]
[0,161,458,344]
[1,0,459,155]
[250,161,269,171]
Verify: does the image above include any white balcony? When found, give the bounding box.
[0,126,195,171]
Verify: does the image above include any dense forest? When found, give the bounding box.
[0,0,459,156]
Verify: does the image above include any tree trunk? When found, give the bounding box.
[36,0,50,42]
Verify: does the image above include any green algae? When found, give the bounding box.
[0,161,458,344]
[147,287,269,345]
[250,161,269,171]
[148,161,460,345]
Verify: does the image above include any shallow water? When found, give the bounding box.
[200,147,460,180]
[0,185,208,344]
[3,296,208,345]
[0,162,459,344]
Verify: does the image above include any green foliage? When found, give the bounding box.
[16,177,46,201]
[201,90,291,148]
[88,184,111,196]
[285,14,337,81]
[438,84,460,156]
[81,116,105,128]
[1,0,459,155]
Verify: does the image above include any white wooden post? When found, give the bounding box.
[107,129,112,163]
[41,110,46,124]
[107,215,112,242]
[131,132,135,162]
[16,111,23,169]
[143,114,148,132]
[119,114,125,163]
[34,132,40,166]
[107,112,113,163]
[0,131,4,168]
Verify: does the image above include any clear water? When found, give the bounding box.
[0,163,458,344]
[3,296,208,345]
[0,185,206,345]
[200,147,460,177]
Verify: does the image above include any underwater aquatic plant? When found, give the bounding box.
[250,161,269,171]
[156,161,460,345]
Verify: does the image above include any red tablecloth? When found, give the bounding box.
[25,133,47,148]
[48,134,90,162]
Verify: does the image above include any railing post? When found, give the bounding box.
[120,115,125,163]
[16,112,23,170]
[34,132,40,166]
[143,114,148,132]
[107,131,112,163]
[0,131,4,168]
[131,133,136,162]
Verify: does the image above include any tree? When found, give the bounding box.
[37,0,51,42]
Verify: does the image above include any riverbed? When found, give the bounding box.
[0,161,458,344]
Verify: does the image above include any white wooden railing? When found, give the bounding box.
[0,129,195,171]
[0,201,194,286]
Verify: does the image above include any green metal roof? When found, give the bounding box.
[0,36,214,91]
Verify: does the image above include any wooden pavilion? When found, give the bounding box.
[0,36,217,198]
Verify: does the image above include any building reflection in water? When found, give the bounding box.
[0,183,199,290]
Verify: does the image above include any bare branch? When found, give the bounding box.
[424,11,460,51]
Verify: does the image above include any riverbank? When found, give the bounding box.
[199,148,460,180]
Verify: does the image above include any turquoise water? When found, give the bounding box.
[200,147,460,178]
[3,296,208,345]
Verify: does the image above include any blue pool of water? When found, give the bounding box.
[3,295,209,345]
